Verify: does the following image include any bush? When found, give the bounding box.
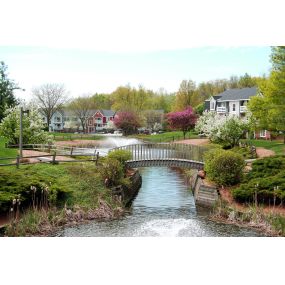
[204,149,245,186]
[107,149,132,166]
[99,158,124,187]
[232,156,285,204]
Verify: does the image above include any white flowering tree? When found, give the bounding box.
[0,106,53,145]
[195,111,249,147]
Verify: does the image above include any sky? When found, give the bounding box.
[1,46,271,101]
[0,0,283,101]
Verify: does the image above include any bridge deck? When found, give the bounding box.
[110,143,207,167]
[126,158,204,169]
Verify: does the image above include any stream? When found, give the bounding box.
[61,136,264,236]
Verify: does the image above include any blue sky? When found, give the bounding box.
[1,46,271,101]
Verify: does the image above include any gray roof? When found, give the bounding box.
[100,109,116,117]
[216,87,257,101]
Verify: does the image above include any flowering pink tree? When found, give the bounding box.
[114,111,141,135]
[166,107,197,139]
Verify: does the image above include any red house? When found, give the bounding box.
[86,110,116,133]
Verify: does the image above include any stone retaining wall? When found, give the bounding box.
[190,170,219,207]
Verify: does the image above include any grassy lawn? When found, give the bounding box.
[50,132,103,141]
[0,137,18,164]
[131,131,199,143]
[244,139,285,155]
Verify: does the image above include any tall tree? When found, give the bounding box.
[32,83,69,131]
[248,46,285,142]
[238,73,256,87]
[173,80,197,111]
[69,95,93,133]
[0,62,19,122]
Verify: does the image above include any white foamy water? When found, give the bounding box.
[102,136,142,148]
[134,218,209,237]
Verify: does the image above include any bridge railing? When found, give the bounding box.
[109,143,209,162]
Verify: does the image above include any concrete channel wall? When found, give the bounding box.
[190,171,219,207]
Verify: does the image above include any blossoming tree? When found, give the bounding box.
[166,107,197,139]
[0,106,53,145]
[195,111,249,147]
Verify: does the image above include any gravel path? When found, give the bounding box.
[175,138,209,145]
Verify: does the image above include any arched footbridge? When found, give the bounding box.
[109,143,208,170]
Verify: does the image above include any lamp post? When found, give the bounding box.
[19,107,29,158]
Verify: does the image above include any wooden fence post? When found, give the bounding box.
[16,155,20,168]
[70,147,74,156]
[52,152,56,164]
[96,152,99,165]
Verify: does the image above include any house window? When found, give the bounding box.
[210,101,215,110]
[232,104,236,111]
[89,120,93,126]
[259,130,266,138]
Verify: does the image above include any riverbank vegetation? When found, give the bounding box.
[1,150,134,236]
[232,156,285,205]
[203,150,285,236]
[211,199,285,236]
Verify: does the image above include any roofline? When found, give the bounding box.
[217,99,250,102]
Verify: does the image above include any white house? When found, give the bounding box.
[41,110,65,132]
[204,87,257,117]
[204,87,271,139]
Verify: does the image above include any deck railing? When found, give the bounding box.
[109,143,209,162]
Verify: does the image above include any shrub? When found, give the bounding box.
[99,158,124,187]
[232,156,285,204]
[107,149,132,166]
[204,149,245,186]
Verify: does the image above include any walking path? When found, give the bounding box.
[175,138,209,146]
[22,150,74,163]
[256,147,275,158]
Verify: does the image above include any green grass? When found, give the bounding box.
[0,137,18,164]
[131,131,199,143]
[243,139,285,155]
[50,132,103,141]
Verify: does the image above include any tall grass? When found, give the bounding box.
[212,199,285,236]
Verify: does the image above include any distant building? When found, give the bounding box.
[86,109,116,133]
[204,87,257,117]
[204,87,271,139]
[41,110,64,132]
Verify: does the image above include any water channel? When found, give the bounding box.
[60,136,264,237]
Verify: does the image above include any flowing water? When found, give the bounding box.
[61,166,264,237]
